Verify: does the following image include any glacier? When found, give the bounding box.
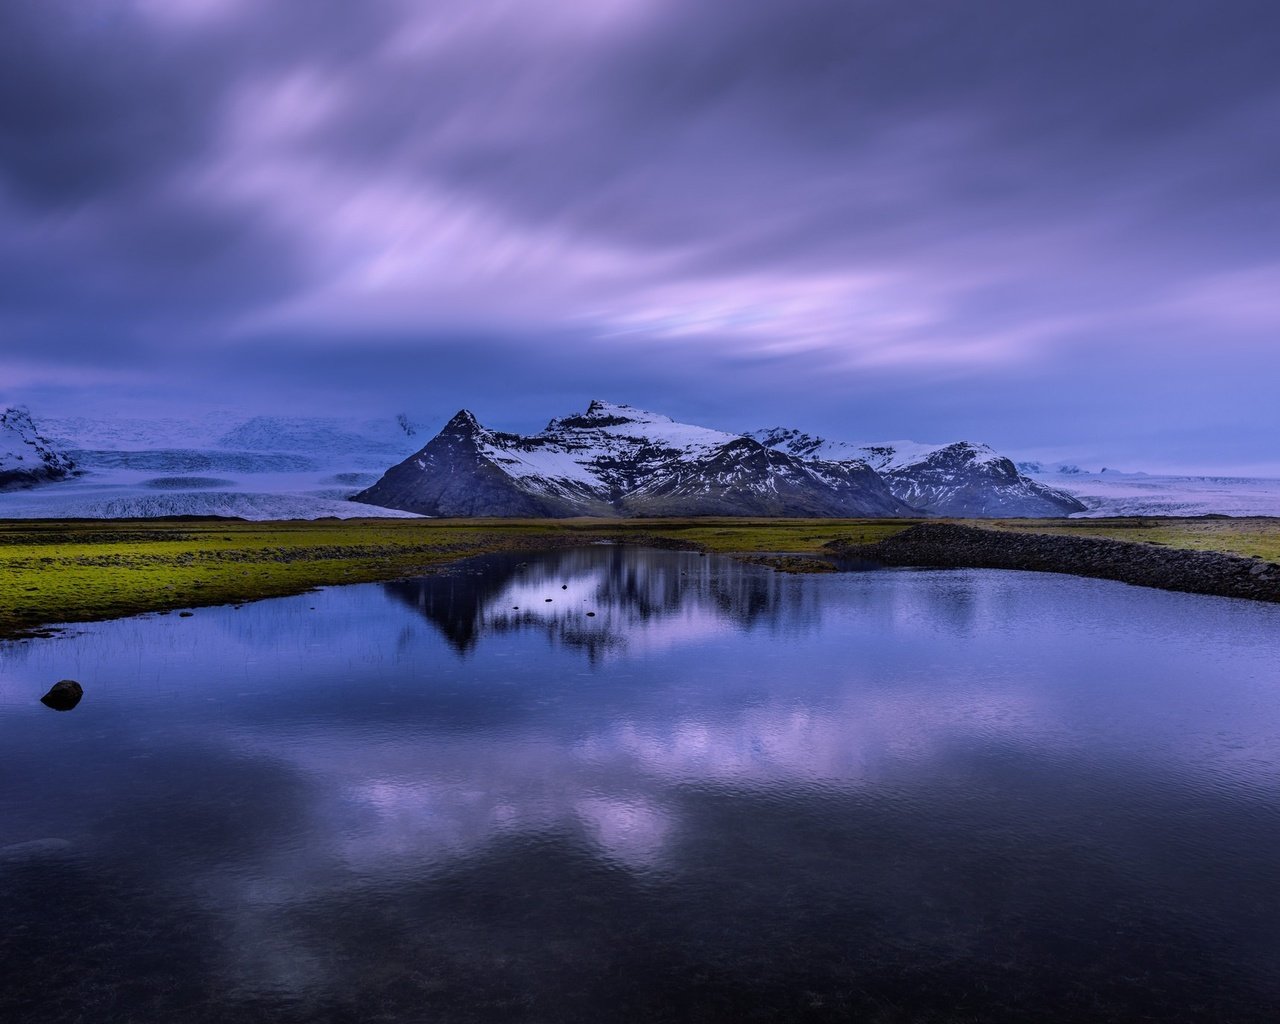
[0,411,422,520]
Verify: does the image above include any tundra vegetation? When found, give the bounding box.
[1,516,1277,640]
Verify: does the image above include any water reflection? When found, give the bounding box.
[384,545,819,657]
[3,549,1280,1022]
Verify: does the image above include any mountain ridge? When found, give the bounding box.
[353,400,1081,518]
[354,401,915,518]
[750,427,1085,517]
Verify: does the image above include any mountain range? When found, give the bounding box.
[353,401,1086,518]
[6,402,1277,520]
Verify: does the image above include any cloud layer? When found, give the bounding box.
[2,1,1278,468]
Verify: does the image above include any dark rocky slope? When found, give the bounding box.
[352,410,602,517]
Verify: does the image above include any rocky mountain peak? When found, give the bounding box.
[548,400,675,432]
[442,409,484,436]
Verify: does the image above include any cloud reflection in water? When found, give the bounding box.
[3,548,1280,1020]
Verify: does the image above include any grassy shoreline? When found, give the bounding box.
[3,515,1278,641]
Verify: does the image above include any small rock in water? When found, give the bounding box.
[561,584,568,590]
[586,612,596,617]
[40,679,83,711]
[179,611,194,618]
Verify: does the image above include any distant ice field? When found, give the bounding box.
[1,413,424,520]
[1026,472,1280,518]
[0,467,420,519]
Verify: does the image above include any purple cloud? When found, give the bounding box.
[1,0,1278,468]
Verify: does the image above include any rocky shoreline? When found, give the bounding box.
[830,522,1280,603]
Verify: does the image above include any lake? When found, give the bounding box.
[2,546,1279,1022]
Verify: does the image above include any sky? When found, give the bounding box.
[1,0,1278,472]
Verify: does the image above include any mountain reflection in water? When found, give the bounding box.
[2,547,1280,1023]
[383,545,819,657]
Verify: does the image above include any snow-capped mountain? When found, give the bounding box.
[354,401,917,518]
[750,428,1086,517]
[0,408,77,490]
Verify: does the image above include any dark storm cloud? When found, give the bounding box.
[1,0,1278,465]
[0,0,400,207]
[389,0,1279,272]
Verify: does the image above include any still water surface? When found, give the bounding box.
[2,547,1280,1022]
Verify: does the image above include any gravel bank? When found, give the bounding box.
[830,522,1280,603]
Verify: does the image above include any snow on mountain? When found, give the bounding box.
[630,436,914,517]
[749,428,1084,517]
[0,408,77,490]
[875,442,1086,517]
[355,401,916,518]
[752,428,1000,473]
[478,401,743,493]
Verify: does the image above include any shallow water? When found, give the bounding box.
[2,546,1279,1022]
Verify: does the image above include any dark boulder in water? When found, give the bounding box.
[40,679,83,711]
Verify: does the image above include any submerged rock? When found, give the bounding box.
[40,679,83,711]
